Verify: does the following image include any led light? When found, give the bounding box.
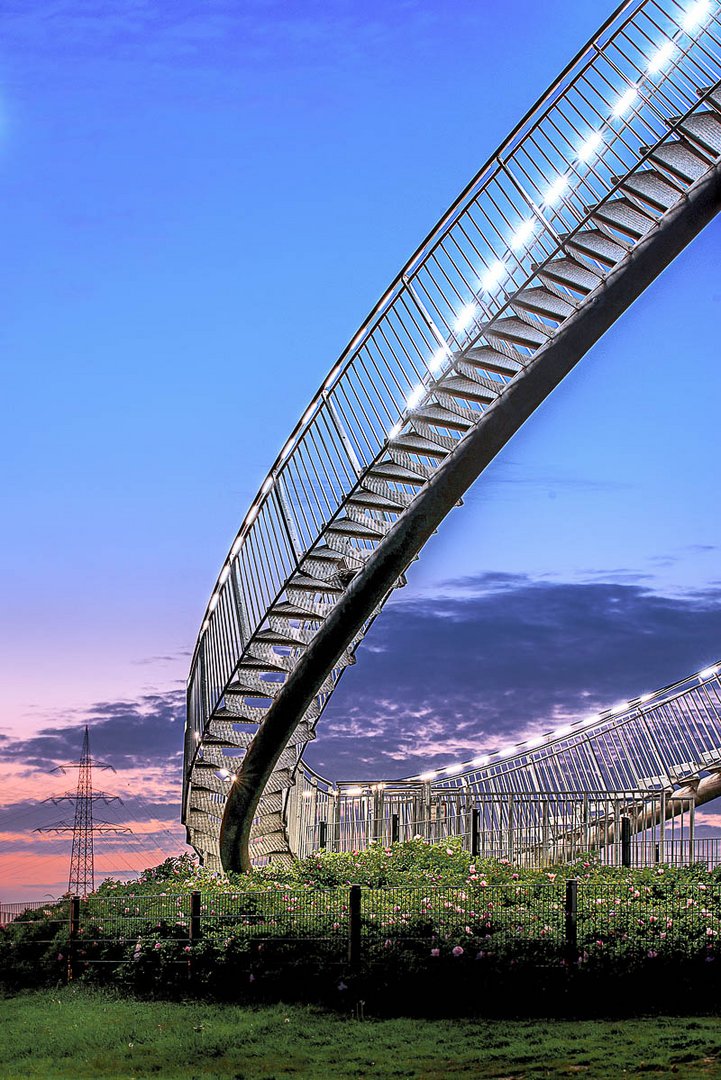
[373,782,386,791]
[481,259,507,293]
[419,771,436,782]
[388,421,402,440]
[245,505,259,526]
[303,790,313,799]
[497,745,514,758]
[610,701,628,715]
[511,218,536,251]
[428,346,450,376]
[578,130,603,163]
[218,565,230,586]
[700,666,718,679]
[582,714,598,726]
[346,786,364,796]
[454,303,477,333]
[406,384,425,410]
[543,173,569,206]
[261,476,273,495]
[525,736,543,749]
[230,774,237,782]
[682,0,710,31]
[280,438,294,462]
[302,403,317,425]
[472,755,489,768]
[445,763,463,776]
[208,593,219,613]
[647,40,675,73]
[200,619,209,635]
[613,86,638,117]
[554,725,572,738]
[231,535,243,558]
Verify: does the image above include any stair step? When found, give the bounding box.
[512,285,577,322]
[258,766,295,795]
[348,486,407,512]
[250,831,290,858]
[392,433,450,459]
[270,599,326,621]
[251,811,285,839]
[563,227,629,269]
[538,256,601,295]
[645,140,707,184]
[257,624,312,647]
[619,168,682,212]
[674,110,721,157]
[440,372,501,403]
[413,402,474,432]
[485,313,551,350]
[288,572,343,595]
[590,196,654,241]
[463,343,524,377]
[190,771,229,797]
[369,459,427,485]
[206,720,256,747]
[227,673,284,698]
[386,450,436,480]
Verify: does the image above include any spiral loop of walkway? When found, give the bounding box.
[183,0,721,872]
[288,659,721,864]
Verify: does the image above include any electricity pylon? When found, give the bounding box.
[35,726,131,897]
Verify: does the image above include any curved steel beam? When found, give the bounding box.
[221,160,721,872]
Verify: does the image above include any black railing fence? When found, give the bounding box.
[3,880,721,984]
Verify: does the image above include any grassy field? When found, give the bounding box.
[1,989,721,1078]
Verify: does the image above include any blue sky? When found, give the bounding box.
[1,0,720,894]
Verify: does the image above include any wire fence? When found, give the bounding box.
[4,879,721,991]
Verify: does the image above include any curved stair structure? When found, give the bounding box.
[183,0,721,872]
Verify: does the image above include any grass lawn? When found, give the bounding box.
[1,988,721,1079]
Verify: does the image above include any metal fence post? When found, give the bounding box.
[319,820,327,850]
[565,878,578,966]
[349,884,361,969]
[391,813,399,844]
[471,808,480,857]
[188,891,202,985]
[68,895,80,983]
[621,816,631,868]
[190,891,202,943]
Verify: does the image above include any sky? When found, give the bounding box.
[1,0,720,900]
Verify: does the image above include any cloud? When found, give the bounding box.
[306,574,721,780]
[3,690,185,772]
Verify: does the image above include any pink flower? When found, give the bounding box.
[452,946,464,957]
[183,946,191,953]
[430,948,440,957]
[153,942,162,950]
[465,926,472,934]
[647,950,658,959]
[446,848,454,856]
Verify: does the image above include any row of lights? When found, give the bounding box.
[198,2,712,643]
[384,0,713,447]
[404,661,721,784]
[195,661,720,792]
